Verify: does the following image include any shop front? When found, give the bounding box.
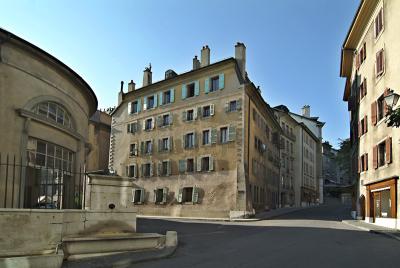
[365,178,397,229]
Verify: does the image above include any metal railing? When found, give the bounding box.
[0,153,86,209]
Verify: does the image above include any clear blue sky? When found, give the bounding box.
[1,0,359,148]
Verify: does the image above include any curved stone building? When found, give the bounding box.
[0,28,97,208]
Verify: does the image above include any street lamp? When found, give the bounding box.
[384,89,400,109]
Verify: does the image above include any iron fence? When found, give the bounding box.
[0,153,86,209]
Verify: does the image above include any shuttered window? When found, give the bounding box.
[374,8,384,39]
[376,49,385,77]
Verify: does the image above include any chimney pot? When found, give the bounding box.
[143,65,152,87]
[120,81,124,92]
[301,105,311,118]
[200,45,210,67]
[128,80,136,92]
[235,42,246,80]
[193,55,201,70]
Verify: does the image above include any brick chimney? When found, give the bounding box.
[200,45,210,67]
[193,55,200,70]
[235,42,246,80]
[118,81,124,105]
[143,65,152,87]
[128,80,135,92]
[302,105,310,117]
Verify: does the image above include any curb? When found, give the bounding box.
[341,220,400,242]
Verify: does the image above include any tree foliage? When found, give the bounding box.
[386,107,400,128]
[335,138,351,178]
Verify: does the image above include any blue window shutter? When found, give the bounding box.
[182,85,187,99]
[159,92,163,106]
[205,78,210,94]
[219,74,225,90]
[137,99,141,112]
[195,81,200,96]
[170,88,175,102]
[143,96,148,110]
[153,94,158,107]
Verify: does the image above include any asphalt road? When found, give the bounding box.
[137,203,400,268]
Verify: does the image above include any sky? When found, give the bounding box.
[1,0,360,148]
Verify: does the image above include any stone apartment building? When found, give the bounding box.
[341,0,400,228]
[274,105,324,206]
[109,43,281,219]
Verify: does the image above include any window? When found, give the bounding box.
[154,188,168,204]
[356,43,367,69]
[210,76,219,92]
[145,140,152,154]
[187,83,195,98]
[132,188,144,204]
[220,127,228,143]
[127,122,139,134]
[227,100,237,112]
[129,100,140,114]
[147,95,155,109]
[359,78,367,100]
[159,160,170,176]
[376,49,385,77]
[203,106,210,117]
[360,154,368,172]
[162,114,170,127]
[201,156,210,171]
[127,165,136,178]
[186,158,194,172]
[187,109,194,121]
[184,132,195,149]
[129,143,137,157]
[378,141,386,167]
[182,187,193,203]
[374,8,384,38]
[202,129,210,145]
[145,118,153,131]
[377,95,385,121]
[160,137,170,152]
[163,90,171,105]
[359,116,368,136]
[142,163,152,177]
[31,102,72,129]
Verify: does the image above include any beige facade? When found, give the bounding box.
[110,44,281,218]
[341,0,400,228]
[87,110,111,172]
[0,29,97,209]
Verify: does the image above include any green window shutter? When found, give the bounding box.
[125,166,129,176]
[158,161,162,176]
[205,78,210,94]
[197,157,202,172]
[153,94,158,107]
[192,187,199,204]
[167,160,171,176]
[128,102,132,114]
[157,115,162,127]
[153,189,157,203]
[140,142,144,155]
[193,109,198,120]
[228,125,236,141]
[132,189,136,202]
[169,137,173,151]
[162,187,168,203]
[182,111,187,121]
[237,99,242,111]
[209,156,214,171]
[179,159,186,173]
[127,124,131,133]
[159,92,163,106]
[181,85,187,99]
[193,132,197,147]
[224,101,229,112]
[178,188,183,203]
[210,104,215,116]
[219,73,225,90]
[197,107,202,119]
[134,164,137,178]
[195,81,200,96]
[170,89,175,103]
[143,96,148,110]
[211,128,217,144]
[150,162,154,176]
[140,189,145,203]
[142,119,146,130]
[158,139,162,152]
[169,113,173,125]
[137,99,141,112]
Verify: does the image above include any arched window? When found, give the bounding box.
[31,101,73,129]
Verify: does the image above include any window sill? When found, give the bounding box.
[132,202,144,205]
[374,28,384,44]
[376,117,386,127]
[375,71,385,84]
[129,155,137,158]
[129,112,139,116]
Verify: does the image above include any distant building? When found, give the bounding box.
[109,43,282,219]
[341,0,400,228]
[322,142,340,184]
[0,28,97,209]
[87,110,111,172]
[274,105,324,206]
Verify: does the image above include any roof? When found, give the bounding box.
[340,0,379,100]
[0,28,98,116]
[111,57,243,115]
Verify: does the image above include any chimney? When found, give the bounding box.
[193,55,200,70]
[200,45,210,67]
[118,81,124,105]
[235,42,246,80]
[143,64,152,87]
[302,105,310,117]
[128,80,136,92]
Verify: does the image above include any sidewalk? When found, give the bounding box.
[342,220,400,241]
[253,206,315,221]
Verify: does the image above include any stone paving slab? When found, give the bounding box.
[342,220,400,241]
